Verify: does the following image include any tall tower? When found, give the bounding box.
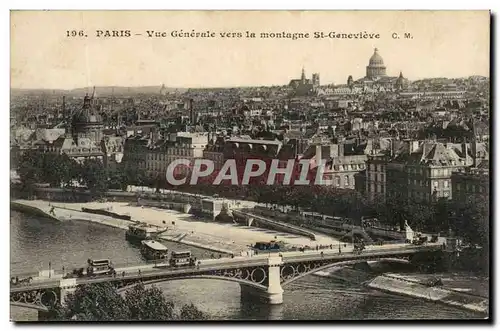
[301,67,306,83]
[63,96,71,138]
[471,118,477,167]
[347,75,354,87]
[396,71,405,90]
[189,99,197,125]
[312,73,320,87]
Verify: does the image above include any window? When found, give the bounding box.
[444,180,449,188]
[456,183,461,191]
[344,176,349,187]
[335,176,340,186]
[433,181,438,188]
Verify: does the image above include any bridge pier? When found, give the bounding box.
[59,279,77,306]
[240,256,283,305]
[240,284,283,305]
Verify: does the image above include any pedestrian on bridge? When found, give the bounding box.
[122,271,126,278]
[338,244,342,255]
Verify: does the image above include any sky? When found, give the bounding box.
[10,10,490,89]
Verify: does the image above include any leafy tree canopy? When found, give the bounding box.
[51,282,209,321]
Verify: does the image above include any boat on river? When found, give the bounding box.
[125,223,166,242]
[140,240,169,261]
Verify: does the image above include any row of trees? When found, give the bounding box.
[16,150,108,198]
[50,283,208,321]
[14,150,488,246]
[172,182,488,247]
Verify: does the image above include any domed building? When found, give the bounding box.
[345,48,410,91]
[32,93,105,163]
[366,48,387,79]
[71,94,104,145]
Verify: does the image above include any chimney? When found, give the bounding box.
[471,119,478,167]
[62,95,66,118]
[189,99,195,124]
[338,141,345,157]
[461,137,468,161]
[409,140,419,154]
[315,144,322,167]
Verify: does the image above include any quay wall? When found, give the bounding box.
[366,274,488,315]
[10,201,60,222]
[234,209,317,241]
[81,207,132,221]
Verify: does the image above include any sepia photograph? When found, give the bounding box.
[9,10,490,322]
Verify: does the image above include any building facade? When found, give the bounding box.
[451,159,489,203]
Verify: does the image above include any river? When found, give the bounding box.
[10,211,485,321]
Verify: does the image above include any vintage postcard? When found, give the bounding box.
[10,10,490,322]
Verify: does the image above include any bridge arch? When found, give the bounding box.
[117,275,268,293]
[281,258,410,287]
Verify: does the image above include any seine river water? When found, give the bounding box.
[10,211,485,321]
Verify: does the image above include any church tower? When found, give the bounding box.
[396,71,405,90]
[347,75,354,87]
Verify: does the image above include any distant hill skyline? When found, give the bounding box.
[11,12,489,90]
[10,86,188,97]
[10,75,489,98]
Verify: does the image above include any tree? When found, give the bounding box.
[81,158,108,198]
[42,153,78,188]
[124,283,174,320]
[450,195,489,246]
[53,283,131,321]
[51,283,208,321]
[179,303,209,320]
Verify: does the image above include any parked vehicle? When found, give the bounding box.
[169,251,196,267]
[253,241,281,251]
[86,259,116,277]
